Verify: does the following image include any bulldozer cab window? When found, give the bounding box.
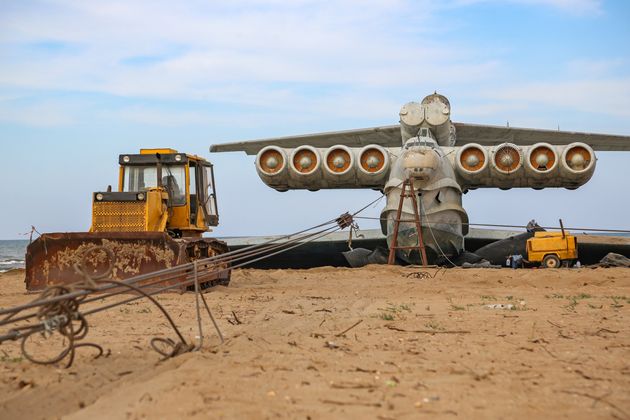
[204,166,218,220]
[162,165,186,206]
[123,166,158,191]
[189,162,198,225]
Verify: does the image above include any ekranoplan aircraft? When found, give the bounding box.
[211,93,630,265]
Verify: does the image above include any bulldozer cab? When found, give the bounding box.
[91,148,219,237]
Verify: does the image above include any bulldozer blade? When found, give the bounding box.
[25,232,230,292]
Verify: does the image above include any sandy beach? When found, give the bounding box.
[0,266,629,419]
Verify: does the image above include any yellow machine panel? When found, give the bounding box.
[526,231,578,268]
[91,201,145,232]
[91,189,168,232]
[140,148,178,155]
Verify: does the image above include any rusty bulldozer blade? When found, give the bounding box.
[25,232,230,292]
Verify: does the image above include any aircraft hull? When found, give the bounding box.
[384,211,465,264]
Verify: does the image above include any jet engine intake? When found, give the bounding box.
[256,146,289,191]
[323,145,355,183]
[491,143,523,177]
[357,145,390,184]
[289,146,322,189]
[455,143,489,182]
[559,142,596,187]
[525,143,559,179]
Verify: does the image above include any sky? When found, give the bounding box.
[0,0,629,240]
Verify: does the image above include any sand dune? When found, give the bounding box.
[0,266,629,419]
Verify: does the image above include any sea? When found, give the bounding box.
[0,240,28,273]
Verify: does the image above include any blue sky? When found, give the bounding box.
[0,0,629,239]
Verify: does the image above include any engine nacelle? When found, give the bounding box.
[289,146,322,190]
[455,143,490,184]
[454,142,596,189]
[422,93,454,146]
[559,143,596,188]
[255,144,391,190]
[356,145,390,184]
[255,146,289,191]
[490,143,524,180]
[323,145,355,184]
[398,93,455,146]
[526,143,559,178]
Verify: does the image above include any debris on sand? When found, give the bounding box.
[462,261,501,269]
[597,252,630,268]
[485,303,515,310]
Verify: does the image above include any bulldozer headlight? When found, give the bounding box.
[95,193,104,201]
[122,155,130,163]
[136,193,145,200]
[175,154,182,162]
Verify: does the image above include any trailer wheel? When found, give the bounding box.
[542,254,561,269]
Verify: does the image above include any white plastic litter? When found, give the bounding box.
[485,304,514,310]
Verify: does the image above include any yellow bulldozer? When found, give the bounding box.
[25,149,230,291]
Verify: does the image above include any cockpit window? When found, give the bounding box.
[403,127,437,149]
[404,137,438,149]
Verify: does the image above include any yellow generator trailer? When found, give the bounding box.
[526,230,578,268]
[25,149,229,291]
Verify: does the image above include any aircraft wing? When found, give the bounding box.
[453,123,630,151]
[210,122,630,155]
[210,125,401,155]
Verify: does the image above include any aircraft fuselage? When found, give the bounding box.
[210,92,620,264]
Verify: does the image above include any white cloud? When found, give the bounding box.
[0,0,623,129]
[486,78,630,118]
[0,0,503,126]
[516,0,602,14]
[0,100,76,126]
[449,0,602,14]
[566,58,627,77]
[114,106,216,126]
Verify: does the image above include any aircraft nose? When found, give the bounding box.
[402,149,439,180]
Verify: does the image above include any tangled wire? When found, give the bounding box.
[18,286,104,368]
[403,267,444,279]
[2,245,212,368]
[9,279,196,367]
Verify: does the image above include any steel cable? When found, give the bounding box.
[0,193,385,366]
[0,222,344,329]
[0,217,344,320]
[352,216,630,234]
